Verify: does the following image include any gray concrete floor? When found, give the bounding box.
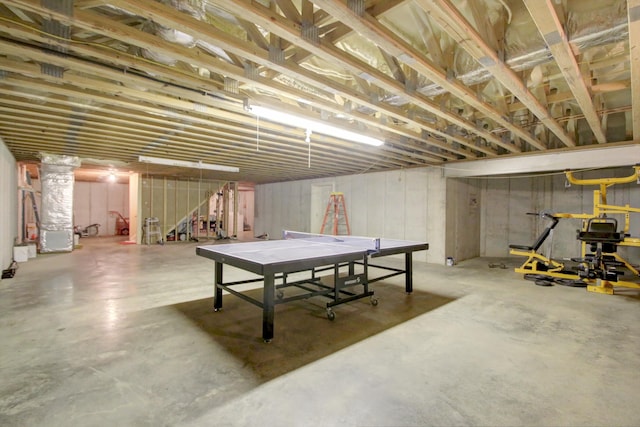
[1,236,639,427]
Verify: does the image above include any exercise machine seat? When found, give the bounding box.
[509,214,560,251]
[577,218,624,254]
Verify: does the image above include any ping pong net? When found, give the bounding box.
[283,230,381,254]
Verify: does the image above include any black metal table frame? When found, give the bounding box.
[197,244,425,342]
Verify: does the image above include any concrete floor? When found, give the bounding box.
[1,236,639,427]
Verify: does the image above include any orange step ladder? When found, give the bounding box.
[320,192,351,235]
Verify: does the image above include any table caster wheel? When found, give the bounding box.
[326,309,336,321]
[370,297,379,306]
[277,290,284,300]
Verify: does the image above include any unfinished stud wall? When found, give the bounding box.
[481,167,640,263]
[254,167,449,264]
[238,185,255,233]
[0,139,17,271]
[140,177,229,241]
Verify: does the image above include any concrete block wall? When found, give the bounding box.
[255,164,640,265]
[445,178,482,263]
[254,167,456,264]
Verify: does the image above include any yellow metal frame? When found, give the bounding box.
[509,247,584,282]
[511,166,640,294]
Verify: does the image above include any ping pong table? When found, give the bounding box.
[196,231,429,342]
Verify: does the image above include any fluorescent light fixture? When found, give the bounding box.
[138,155,239,173]
[249,105,384,147]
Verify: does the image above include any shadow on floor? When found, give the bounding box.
[171,282,455,381]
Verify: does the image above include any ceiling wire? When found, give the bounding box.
[496,0,512,24]
[305,129,312,168]
[256,115,260,152]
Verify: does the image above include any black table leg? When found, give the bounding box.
[263,273,275,342]
[214,262,223,311]
[405,252,413,294]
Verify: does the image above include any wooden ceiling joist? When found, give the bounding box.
[523,0,607,144]
[0,0,635,183]
[413,0,576,149]
[627,0,640,140]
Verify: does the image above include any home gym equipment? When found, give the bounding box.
[509,166,640,294]
[509,212,565,276]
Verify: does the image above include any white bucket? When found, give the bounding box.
[13,246,29,263]
[445,257,455,267]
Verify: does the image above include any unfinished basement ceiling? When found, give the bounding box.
[0,0,637,183]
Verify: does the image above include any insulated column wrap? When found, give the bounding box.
[39,153,81,253]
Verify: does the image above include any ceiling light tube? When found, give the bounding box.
[249,105,384,147]
[138,155,239,172]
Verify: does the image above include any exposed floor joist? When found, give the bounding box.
[628,0,640,140]
[0,0,635,182]
[523,0,607,144]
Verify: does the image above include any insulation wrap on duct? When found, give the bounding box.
[39,153,81,253]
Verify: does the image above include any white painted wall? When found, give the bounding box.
[0,138,17,271]
[254,167,450,263]
[73,181,129,236]
[480,167,640,263]
[129,173,139,243]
